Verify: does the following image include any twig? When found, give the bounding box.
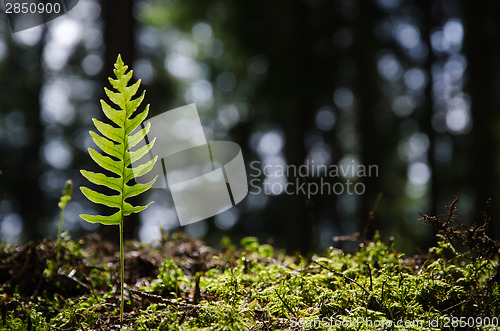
[273,283,297,319]
[314,260,382,309]
[446,195,460,225]
[258,271,297,318]
[130,289,200,310]
[442,299,468,313]
[59,272,91,293]
[362,193,383,240]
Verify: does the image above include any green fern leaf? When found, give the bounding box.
[80,212,121,225]
[88,131,123,159]
[80,187,121,209]
[80,55,157,226]
[127,122,151,149]
[80,170,122,192]
[124,180,157,200]
[92,118,124,143]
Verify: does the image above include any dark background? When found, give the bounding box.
[0,0,499,254]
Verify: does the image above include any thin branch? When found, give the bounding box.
[256,270,297,318]
[362,192,383,240]
[366,262,373,292]
[442,299,468,313]
[273,283,297,319]
[130,289,200,310]
[446,195,460,225]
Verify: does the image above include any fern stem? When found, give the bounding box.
[57,208,64,260]
[119,221,124,327]
[57,208,63,245]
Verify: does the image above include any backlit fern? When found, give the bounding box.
[79,54,157,325]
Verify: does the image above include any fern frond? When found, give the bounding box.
[80,54,157,226]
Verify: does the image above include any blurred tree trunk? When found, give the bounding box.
[280,0,341,253]
[316,0,340,250]
[419,0,437,217]
[280,0,311,254]
[0,35,45,241]
[463,0,499,229]
[101,0,136,73]
[355,1,381,239]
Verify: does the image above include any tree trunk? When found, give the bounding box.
[463,0,499,228]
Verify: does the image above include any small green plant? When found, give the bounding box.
[79,54,158,326]
[57,179,73,246]
[149,259,189,298]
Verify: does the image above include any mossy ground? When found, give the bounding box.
[1,212,499,330]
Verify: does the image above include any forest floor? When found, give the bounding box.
[1,198,499,330]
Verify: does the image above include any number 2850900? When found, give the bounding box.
[5,2,61,14]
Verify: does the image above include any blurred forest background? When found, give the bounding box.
[0,0,499,254]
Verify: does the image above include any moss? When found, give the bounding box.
[0,220,499,330]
